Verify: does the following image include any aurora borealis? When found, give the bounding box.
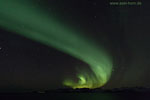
[0,0,150,92]
[0,0,112,89]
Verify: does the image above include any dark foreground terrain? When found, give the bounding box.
[0,88,150,100]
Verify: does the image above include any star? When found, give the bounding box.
[93,2,97,6]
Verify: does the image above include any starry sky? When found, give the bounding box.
[0,0,150,92]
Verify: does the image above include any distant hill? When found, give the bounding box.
[32,87,150,93]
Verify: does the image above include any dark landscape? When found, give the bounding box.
[0,87,150,100]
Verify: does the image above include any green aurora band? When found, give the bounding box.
[0,0,113,89]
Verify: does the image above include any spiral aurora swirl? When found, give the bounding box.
[0,0,113,89]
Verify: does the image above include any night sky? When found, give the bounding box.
[0,0,150,92]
